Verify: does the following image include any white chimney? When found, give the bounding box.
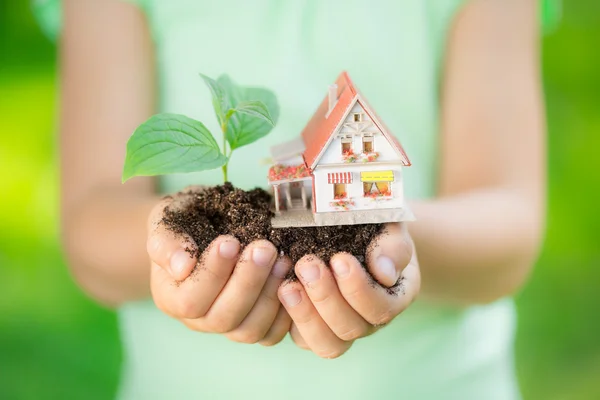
[328,84,338,115]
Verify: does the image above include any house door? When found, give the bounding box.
[290,181,302,198]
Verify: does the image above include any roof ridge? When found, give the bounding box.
[340,71,357,95]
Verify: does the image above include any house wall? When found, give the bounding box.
[310,100,406,214]
[317,102,400,166]
[313,164,404,213]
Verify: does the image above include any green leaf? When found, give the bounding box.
[199,73,230,127]
[122,113,227,182]
[217,75,279,150]
[231,100,275,126]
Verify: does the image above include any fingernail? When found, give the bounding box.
[331,258,350,278]
[281,290,301,307]
[272,259,289,278]
[219,240,239,259]
[252,246,275,267]
[170,250,193,278]
[376,256,398,283]
[300,263,320,283]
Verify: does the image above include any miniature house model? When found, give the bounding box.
[268,72,414,228]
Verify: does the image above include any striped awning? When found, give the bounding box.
[328,172,353,184]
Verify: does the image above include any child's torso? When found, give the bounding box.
[119,1,520,399]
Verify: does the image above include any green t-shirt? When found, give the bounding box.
[34,0,558,398]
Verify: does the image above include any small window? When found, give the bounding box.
[353,113,363,122]
[363,182,391,197]
[333,183,347,199]
[362,137,373,153]
[341,136,352,154]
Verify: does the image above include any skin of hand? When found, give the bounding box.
[279,223,420,358]
[146,192,293,346]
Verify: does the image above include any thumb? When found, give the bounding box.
[366,223,413,287]
[147,198,197,281]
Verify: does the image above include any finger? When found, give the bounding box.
[226,256,292,344]
[289,322,310,350]
[331,250,420,326]
[366,223,413,287]
[147,224,197,281]
[279,280,352,359]
[146,197,198,281]
[259,306,292,347]
[151,235,240,319]
[203,240,278,333]
[147,196,173,232]
[296,255,372,341]
[179,314,211,333]
[183,260,289,337]
[181,184,205,193]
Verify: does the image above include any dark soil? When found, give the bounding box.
[161,182,386,281]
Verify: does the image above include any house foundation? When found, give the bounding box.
[271,206,415,228]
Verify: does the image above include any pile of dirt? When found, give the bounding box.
[161,182,385,279]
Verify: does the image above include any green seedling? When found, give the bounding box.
[122,74,279,183]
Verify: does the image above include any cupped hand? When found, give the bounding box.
[146,194,292,346]
[278,222,420,358]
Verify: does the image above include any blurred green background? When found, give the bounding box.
[1,1,598,399]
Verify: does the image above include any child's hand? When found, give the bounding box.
[146,195,293,346]
[278,223,420,358]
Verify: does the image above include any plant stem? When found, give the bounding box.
[221,120,229,182]
[222,163,228,182]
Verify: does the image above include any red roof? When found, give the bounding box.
[301,71,411,169]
